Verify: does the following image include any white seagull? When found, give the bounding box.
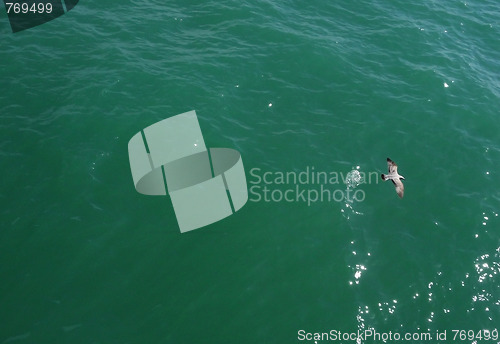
[381,158,405,198]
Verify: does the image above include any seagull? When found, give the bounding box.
[381,158,405,198]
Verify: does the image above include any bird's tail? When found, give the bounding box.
[381,174,386,181]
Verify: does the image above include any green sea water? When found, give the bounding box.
[1,1,499,343]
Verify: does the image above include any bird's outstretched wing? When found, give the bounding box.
[387,157,398,174]
[393,178,404,198]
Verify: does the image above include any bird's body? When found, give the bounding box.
[381,158,405,198]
